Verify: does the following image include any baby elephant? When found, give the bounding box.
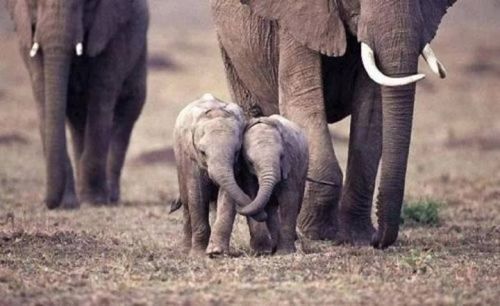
[173,94,266,256]
[208,115,309,255]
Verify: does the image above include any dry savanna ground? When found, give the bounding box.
[0,1,499,305]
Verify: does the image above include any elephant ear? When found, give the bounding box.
[242,0,347,57]
[420,0,457,45]
[6,0,34,50]
[224,103,246,126]
[271,119,291,181]
[86,0,133,57]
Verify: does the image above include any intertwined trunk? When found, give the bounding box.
[238,153,280,217]
[209,156,267,221]
[238,170,277,216]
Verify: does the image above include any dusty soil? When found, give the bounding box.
[0,1,499,305]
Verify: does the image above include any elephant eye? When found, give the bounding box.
[200,150,207,158]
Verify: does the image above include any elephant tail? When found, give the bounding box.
[169,196,183,214]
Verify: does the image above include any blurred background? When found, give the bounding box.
[0,1,499,304]
[1,1,499,202]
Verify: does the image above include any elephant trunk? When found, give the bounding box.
[210,166,268,222]
[373,33,419,248]
[43,48,71,208]
[237,170,278,217]
[375,83,416,248]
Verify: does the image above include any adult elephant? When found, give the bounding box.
[210,0,456,248]
[6,0,149,208]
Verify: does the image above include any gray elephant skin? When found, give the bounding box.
[207,115,309,255]
[173,94,267,256]
[6,0,149,208]
[210,0,456,248]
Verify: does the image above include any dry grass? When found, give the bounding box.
[1,1,499,305]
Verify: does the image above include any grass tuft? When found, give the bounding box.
[401,200,441,226]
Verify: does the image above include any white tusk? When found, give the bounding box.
[76,43,83,56]
[30,42,40,58]
[421,44,447,79]
[361,43,426,87]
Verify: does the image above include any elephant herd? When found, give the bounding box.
[6,0,457,252]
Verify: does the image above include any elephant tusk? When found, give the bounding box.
[361,43,426,87]
[76,43,83,56]
[30,42,40,58]
[421,44,447,79]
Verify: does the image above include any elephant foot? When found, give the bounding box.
[206,240,230,257]
[45,184,80,210]
[297,181,341,241]
[336,215,375,246]
[274,244,296,255]
[60,192,80,210]
[250,234,273,255]
[371,223,399,249]
[80,191,109,206]
[108,181,120,204]
[297,205,338,240]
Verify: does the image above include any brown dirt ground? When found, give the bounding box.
[0,1,499,305]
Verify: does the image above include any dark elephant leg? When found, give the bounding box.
[279,30,342,240]
[238,173,273,254]
[79,71,120,205]
[247,217,273,255]
[107,53,147,203]
[266,200,280,252]
[275,182,302,254]
[66,89,87,194]
[338,70,382,246]
[207,189,236,256]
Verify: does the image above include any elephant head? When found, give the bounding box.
[241,0,456,247]
[5,0,135,208]
[188,96,267,221]
[236,116,292,216]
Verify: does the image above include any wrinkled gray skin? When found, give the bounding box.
[6,0,149,208]
[207,115,309,255]
[173,95,266,256]
[210,0,456,248]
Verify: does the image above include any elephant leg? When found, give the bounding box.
[275,182,301,254]
[279,30,342,240]
[219,43,265,117]
[238,174,273,254]
[66,92,87,194]
[266,200,280,252]
[247,217,273,255]
[79,81,119,205]
[107,58,146,203]
[338,70,382,246]
[207,189,236,256]
[182,198,192,251]
[185,165,212,256]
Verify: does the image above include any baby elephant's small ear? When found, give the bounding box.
[169,197,182,214]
